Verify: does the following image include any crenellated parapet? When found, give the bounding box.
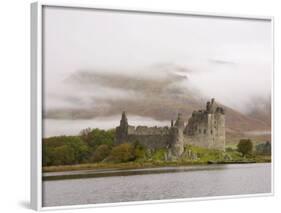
[127,126,170,135]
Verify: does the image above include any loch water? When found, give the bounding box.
[43,163,271,207]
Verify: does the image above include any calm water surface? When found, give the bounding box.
[43,163,271,207]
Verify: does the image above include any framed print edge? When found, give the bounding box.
[271,16,275,197]
[31,1,274,211]
[35,0,274,21]
[31,2,43,211]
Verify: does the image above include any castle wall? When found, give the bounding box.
[126,135,170,149]
[125,125,170,149]
[127,126,170,135]
[116,122,171,149]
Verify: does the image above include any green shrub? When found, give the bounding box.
[225,147,234,152]
[52,145,76,165]
[151,149,166,161]
[43,136,89,166]
[83,128,115,148]
[237,139,253,157]
[90,144,111,162]
[132,141,146,160]
[108,143,135,163]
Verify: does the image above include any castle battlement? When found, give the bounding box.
[127,125,170,135]
[115,99,225,156]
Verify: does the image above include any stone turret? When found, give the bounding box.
[115,111,129,144]
[206,98,217,113]
[171,113,185,157]
[120,111,128,127]
[175,113,184,129]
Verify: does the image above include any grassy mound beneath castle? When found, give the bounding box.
[184,145,269,164]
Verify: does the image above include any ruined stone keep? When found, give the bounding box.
[115,98,225,156]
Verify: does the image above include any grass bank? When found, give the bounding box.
[43,157,271,173]
[43,161,207,173]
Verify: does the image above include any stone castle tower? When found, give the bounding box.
[184,98,225,151]
[115,98,225,156]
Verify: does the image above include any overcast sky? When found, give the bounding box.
[42,6,272,136]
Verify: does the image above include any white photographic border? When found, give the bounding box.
[31,1,275,211]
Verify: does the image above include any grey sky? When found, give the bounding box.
[43,6,272,126]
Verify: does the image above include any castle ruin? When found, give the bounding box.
[115,98,225,156]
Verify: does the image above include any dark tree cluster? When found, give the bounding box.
[237,139,253,157]
[43,128,146,166]
[255,141,271,155]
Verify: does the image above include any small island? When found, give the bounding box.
[43,99,271,180]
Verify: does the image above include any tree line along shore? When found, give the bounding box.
[43,128,271,173]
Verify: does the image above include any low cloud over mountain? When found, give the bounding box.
[44,64,271,133]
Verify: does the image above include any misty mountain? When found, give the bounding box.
[245,96,271,127]
[44,65,271,134]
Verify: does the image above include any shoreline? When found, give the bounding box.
[43,161,271,181]
[43,158,271,173]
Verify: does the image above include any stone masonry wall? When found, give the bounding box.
[126,135,170,149]
[127,126,170,135]
[125,125,171,149]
